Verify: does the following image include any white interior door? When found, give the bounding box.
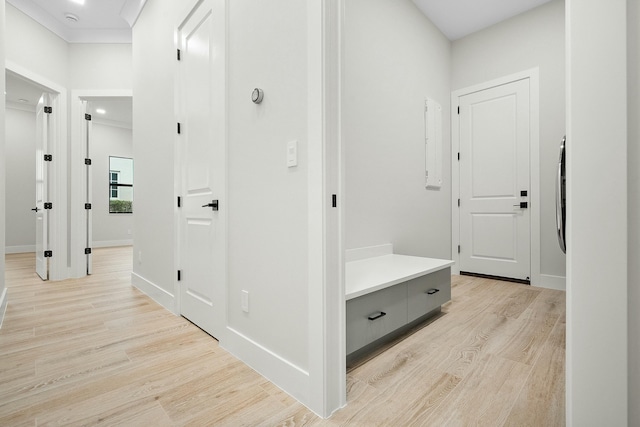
[458,78,531,282]
[35,93,51,280]
[177,0,226,339]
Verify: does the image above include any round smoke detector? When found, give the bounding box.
[65,13,79,23]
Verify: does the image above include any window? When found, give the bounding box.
[110,171,119,198]
[109,157,133,213]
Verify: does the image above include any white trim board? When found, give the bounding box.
[345,243,393,262]
[451,68,541,287]
[306,0,345,418]
[538,274,566,291]
[5,245,36,254]
[131,272,177,314]
[92,240,133,248]
[0,288,7,330]
[221,327,311,407]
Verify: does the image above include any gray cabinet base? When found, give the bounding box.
[346,306,443,367]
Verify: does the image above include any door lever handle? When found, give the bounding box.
[31,207,39,212]
[513,202,528,209]
[202,200,219,211]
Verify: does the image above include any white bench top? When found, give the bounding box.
[346,254,454,300]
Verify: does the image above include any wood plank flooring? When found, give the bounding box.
[1,247,565,426]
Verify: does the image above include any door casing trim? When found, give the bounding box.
[451,68,540,286]
[6,61,68,281]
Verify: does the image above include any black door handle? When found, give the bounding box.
[426,288,440,295]
[31,207,39,212]
[202,200,219,211]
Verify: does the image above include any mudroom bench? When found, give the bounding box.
[345,244,454,360]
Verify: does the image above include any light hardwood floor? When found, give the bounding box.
[1,247,565,426]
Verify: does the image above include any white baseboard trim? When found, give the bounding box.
[131,272,177,314]
[0,288,8,329]
[92,240,133,248]
[5,245,35,254]
[537,274,566,291]
[221,327,310,408]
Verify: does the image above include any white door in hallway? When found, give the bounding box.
[177,0,226,339]
[458,78,531,282]
[35,93,51,281]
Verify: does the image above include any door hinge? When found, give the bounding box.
[457,152,460,161]
[177,270,182,281]
[85,158,92,165]
[177,196,181,208]
[85,113,92,121]
[44,154,52,161]
[44,106,52,114]
[332,194,337,208]
[177,49,181,61]
[457,198,460,207]
[44,250,53,258]
[177,123,181,134]
[85,248,92,255]
[457,106,460,115]
[85,203,92,210]
[458,245,461,254]
[44,202,52,210]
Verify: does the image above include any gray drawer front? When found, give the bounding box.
[346,284,408,355]
[407,268,451,323]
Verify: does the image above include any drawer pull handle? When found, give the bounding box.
[368,311,387,321]
[426,289,440,295]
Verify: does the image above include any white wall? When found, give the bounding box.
[1,0,7,327]
[344,0,452,259]
[452,0,566,283]
[4,107,36,252]
[225,0,310,368]
[91,122,133,246]
[5,3,68,87]
[131,0,177,306]
[132,0,339,415]
[69,44,132,90]
[628,0,639,424]
[566,0,628,424]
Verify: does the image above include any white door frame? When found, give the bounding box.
[307,0,345,417]
[451,68,540,286]
[70,89,133,278]
[6,61,68,281]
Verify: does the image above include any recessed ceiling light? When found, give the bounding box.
[69,0,85,5]
[96,108,106,114]
[18,99,29,103]
[65,13,79,23]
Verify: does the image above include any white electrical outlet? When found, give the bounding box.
[287,140,298,167]
[138,251,142,264]
[241,290,249,313]
[127,229,132,235]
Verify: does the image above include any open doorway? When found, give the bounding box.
[77,96,133,276]
[69,91,133,278]
[4,69,66,281]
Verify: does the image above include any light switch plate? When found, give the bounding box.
[287,140,298,167]
[241,290,249,313]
